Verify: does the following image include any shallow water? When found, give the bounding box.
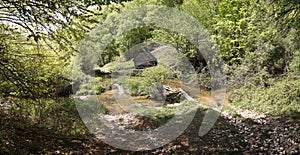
[96,77,226,114]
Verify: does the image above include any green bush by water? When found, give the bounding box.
[119,65,174,96]
[140,65,175,83]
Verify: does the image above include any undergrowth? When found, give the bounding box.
[229,73,300,116]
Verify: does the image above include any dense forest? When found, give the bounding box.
[0,0,299,154]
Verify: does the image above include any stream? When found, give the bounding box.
[95,76,225,115]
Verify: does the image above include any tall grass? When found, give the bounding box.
[7,98,88,136]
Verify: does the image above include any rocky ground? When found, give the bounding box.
[1,103,299,154]
[85,106,299,154]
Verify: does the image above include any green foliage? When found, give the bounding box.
[197,67,212,90]
[180,0,218,32]
[229,74,300,115]
[75,79,109,96]
[0,0,129,53]
[118,65,174,96]
[131,100,198,127]
[213,0,256,65]
[10,98,88,135]
[119,76,149,96]
[271,0,300,34]
[290,50,300,73]
[94,77,103,82]
[140,65,175,84]
[0,25,71,98]
[95,85,105,94]
[133,106,177,123]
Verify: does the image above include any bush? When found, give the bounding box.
[94,77,103,82]
[229,74,300,115]
[130,100,198,127]
[75,76,111,95]
[290,50,300,73]
[10,98,88,136]
[95,85,105,94]
[76,82,96,95]
[198,67,212,90]
[119,77,149,96]
[118,65,174,96]
[140,65,174,83]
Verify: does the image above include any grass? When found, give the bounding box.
[0,98,91,154]
[117,65,175,96]
[5,98,88,136]
[130,100,199,128]
[229,73,300,116]
[98,60,135,71]
[119,76,150,96]
[0,96,201,153]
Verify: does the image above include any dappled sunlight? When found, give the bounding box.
[1,0,299,154]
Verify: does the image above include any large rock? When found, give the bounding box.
[165,90,183,104]
[148,84,186,104]
[148,82,165,101]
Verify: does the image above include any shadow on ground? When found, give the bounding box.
[1,107,299,154]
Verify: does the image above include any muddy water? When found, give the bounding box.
[97,77,226,114]
[163,79,216,105]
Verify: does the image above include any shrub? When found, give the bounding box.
[140,65,174,83]
[75,76,111,95]
[76,82,96,95]
[118,65,174,96]
[198,67,212,90]
[290,50,300,73]
[119,77,149,96]
[95,85,105,94]
[229,74,300,115]
[94,77,103,82]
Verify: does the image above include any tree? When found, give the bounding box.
[181,0,219,32]
[270,0,300,34]
[0,0,129,98]
[84,0,209,69]
[270,0,300,73]
[212,0,255,65]
[0,0,131,52]
[0,24,70,98]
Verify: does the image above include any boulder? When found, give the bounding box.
[148,82,165,101]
